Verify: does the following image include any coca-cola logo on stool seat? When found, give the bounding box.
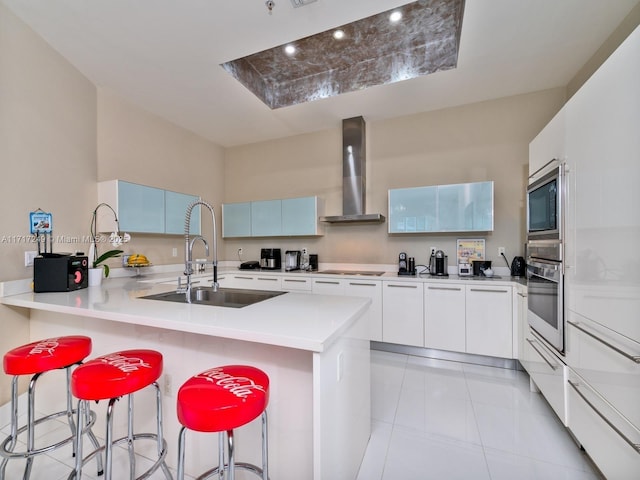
[28,338,60,356]
[99,353,152,373]
[195,367,266,399]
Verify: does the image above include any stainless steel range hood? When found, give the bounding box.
[320,116,386,224]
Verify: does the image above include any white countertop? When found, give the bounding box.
[0,274,371,353]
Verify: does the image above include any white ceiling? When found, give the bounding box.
[2,0,638,147]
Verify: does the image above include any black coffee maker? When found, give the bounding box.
[260,248,281,270]
[429,250,448,276]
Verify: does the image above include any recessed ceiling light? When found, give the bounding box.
[333,29,345,40]
[389,11,402,22]
[284,44,296,55]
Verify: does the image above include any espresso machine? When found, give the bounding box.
[260,248,281,270]
[429,250,449,277]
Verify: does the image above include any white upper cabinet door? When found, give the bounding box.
[251,200,282,237]
[565,25,640,341]
[222,202,252,238]
[165,190,200,235]
[529,108,566,180]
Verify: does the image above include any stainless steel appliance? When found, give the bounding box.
[429,250,448,276]
[260,248,281,270]
[527,240,564,352]
[527,163,563,240]
[458,262,472,276]
[34,253,88,292]
[284,250,301,271]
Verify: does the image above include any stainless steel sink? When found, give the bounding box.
[140,287,286,308]
[316,270,386,276]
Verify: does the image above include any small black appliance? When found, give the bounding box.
[34,253,88,293]
[260,248,281,270]
[398,252,415,276]
[510,256,526,277]
[429,250,448,276]
[309,254,318,271]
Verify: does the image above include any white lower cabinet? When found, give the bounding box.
[345,280,383,342]
[382,281,423,347]
[465,285,513,358]
[424,283,465,352]
[568,369,640,479]
[522,327,567,424]
[311,278,345,295]
[225,273,282,291]
[280,276,312,292]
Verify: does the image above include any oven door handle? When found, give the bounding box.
[526,338,559,371]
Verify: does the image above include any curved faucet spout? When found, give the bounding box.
[182,200,219,294]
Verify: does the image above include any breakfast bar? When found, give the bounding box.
[0,277,372,480]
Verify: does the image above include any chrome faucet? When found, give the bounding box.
[177,200,219,298]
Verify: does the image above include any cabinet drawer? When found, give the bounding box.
[566,311,640,427]
[281,276,312,292]
[568,370,640,480]
[523,328,567,423]
[312,278,345,295]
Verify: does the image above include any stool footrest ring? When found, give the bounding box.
[68,433,169,480]
[0,409,97,459]
[197,462,268,480]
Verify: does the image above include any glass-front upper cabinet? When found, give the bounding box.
[388,181,494,233]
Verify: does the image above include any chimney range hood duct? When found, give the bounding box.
[320,116,386,224]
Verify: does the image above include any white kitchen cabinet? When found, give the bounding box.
[522,327,567,424]
[567,369,640,480]
[311,278,345,295]
[388,181,493,233]
[382,281,423,347]
[465,285,512,358]
[528,108,565,180]
[424,283,465,352]
[224,273,281,291]
[97,180,201,235]
[345,279,383,342]
[280,276,312,292]
[515,285,528,363]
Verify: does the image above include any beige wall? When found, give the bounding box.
[0,3,97,403]
[97,89,225,266]
[223,88,567,268]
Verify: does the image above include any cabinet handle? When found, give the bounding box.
[526,338,559,371]
[428,286,462,291]
[315,280,340,285]
[257,277,278,281]
[387,284,418,289]
[234,276,253,280]
[284,279,307,283]
[517,292,527,297]
[469,288,508,293]
[349,282,376,287]
[568,321,640,364]
[568,380,640,454]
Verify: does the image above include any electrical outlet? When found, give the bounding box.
[498,247,506,256]
[430,247,437,256]
[172,247,178,257]
[164,373,173,396]
[302,247,308,255]
[238,248,243,256]
[24,250,37,267]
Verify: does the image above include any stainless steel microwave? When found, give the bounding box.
[527,163,564,241]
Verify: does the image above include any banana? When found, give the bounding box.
[127,254,150,265]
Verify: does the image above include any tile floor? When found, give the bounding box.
[1,350,604,480]
[356,350,603,480]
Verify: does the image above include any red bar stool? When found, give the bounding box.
[69,349,172,480]
[0,336,102,480]
[176,365,270,480]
